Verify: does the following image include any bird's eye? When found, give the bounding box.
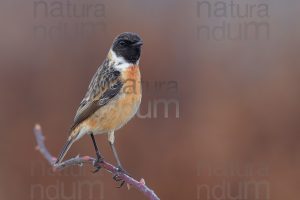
[119,41,126,46]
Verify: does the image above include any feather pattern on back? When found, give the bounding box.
[70,59,122,131]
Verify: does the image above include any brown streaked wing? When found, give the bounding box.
[70,63,122,131]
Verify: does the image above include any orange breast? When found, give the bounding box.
[121,65,141,96]
[83,65,142,133]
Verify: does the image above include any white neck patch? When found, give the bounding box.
[108,49,139,71]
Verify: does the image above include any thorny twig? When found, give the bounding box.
[33,124,160,200]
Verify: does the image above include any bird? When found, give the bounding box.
[55,32,143,180]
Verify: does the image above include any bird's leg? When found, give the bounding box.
[90,133,103,173]
[108,131,129,188]
[109,141,123,169]
[110,141,128,188]
[108,131,125,170]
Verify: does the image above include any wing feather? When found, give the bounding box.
[70,60,122,131]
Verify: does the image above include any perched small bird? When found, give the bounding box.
[55,32,143,177]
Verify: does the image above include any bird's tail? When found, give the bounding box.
[55,136,76,165]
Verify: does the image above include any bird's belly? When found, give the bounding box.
[82,65,141,134]
[85,93,141,134]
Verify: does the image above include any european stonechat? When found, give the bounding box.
[55,32,143,174]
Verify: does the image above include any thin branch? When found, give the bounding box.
[33,124,160,200]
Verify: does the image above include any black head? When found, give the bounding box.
[112,32,143,64]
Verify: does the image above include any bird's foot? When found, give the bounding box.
[92,154,104,173]
[112,166,131,188]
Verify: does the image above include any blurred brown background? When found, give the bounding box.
[0,0,300,200]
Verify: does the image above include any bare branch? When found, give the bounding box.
[33,124,160,200]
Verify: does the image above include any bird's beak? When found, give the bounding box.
[133,41,143,47]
